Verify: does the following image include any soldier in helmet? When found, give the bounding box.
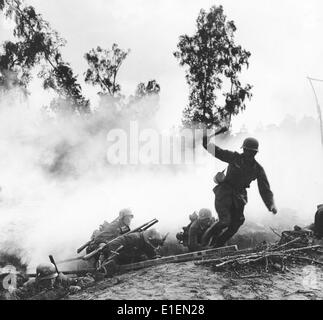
[10,263,95,300]
[87,208,134,253]
[187,208,214,252]
[202,130,277,247]
[176,211,199,246]
[306,204,323,239]
[313,204,323,239]
[97,228,167,276]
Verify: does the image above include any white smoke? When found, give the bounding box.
[0,88,322,271]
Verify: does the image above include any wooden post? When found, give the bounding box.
[307,77,323,147]
[119,245,238,272]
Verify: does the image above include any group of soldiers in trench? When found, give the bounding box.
[2,128,323,300]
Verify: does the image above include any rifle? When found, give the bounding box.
[82,218,159,260]
[49,255,59,274]
[27,269,96,278]
[77,240,92,254]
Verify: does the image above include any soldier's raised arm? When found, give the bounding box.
[257,165,277,214]
[202,128,236,163]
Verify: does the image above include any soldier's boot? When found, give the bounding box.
[214,219,244,248]
[209,229,227,246]
[202,220,229,246]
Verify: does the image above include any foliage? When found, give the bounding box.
[84,45,161,120]
[84,44,130,97]
[174,5,252,128]
[0,0,89,113]
[127,80,161,119]
[134,80,160,98]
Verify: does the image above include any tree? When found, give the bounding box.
[84,45,161,120]
[174,5,252,128]
[84,44,130,97]
[134,80,160,99]
[127,80,161,120]
[0,0,90,113]
[0,40,31,94]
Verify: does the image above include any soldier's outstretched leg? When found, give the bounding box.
[214,205,245,247]
[202,196,233,246]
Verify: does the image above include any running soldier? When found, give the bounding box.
[202,129,277,247]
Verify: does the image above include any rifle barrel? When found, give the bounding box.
[27,269,96,278]
[77,240,92,254]
[83,219,159,260]
[119,245,238,272]
[49,255,59,274]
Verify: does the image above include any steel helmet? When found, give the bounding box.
[36,263,58,281]
[143,229,164,248]
[198,208,212,221]
[241,137,259,152]
[317,204,323,211]
[119,208,134,219]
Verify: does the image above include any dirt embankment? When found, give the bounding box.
[68,261,323,300]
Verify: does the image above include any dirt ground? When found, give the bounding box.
[67,261,323,300]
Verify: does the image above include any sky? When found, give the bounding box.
[1,0,323,130]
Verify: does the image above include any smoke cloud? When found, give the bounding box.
[0,88,322,271]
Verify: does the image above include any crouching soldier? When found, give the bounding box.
[176,211,198,246]
[303,204,323,239]
[10,263,95,300]
[187,209,214,252]
[87,208,134,253]
[97,229,166,276]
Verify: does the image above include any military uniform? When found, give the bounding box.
[314,205,323,238]
[11,273,95,300]
[93,220,130,244]
[187,220,210,252]
[102,232,157,265]
[308,205,323,239]
[202,136,275,247]
[87,209,133,254]
[176,212,198,246]
[87,219,131,254]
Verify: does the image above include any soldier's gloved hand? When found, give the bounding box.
[270,205,278,215]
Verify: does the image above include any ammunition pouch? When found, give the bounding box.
[214,169,226,185]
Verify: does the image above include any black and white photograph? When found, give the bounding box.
[0,0,323,306]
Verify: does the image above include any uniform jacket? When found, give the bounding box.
[12,273,94,300]
[187,220,209,252]
[105,232,156,261]
[203,136,274,210]
[314,207,323,238]
[93,218,130,244]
